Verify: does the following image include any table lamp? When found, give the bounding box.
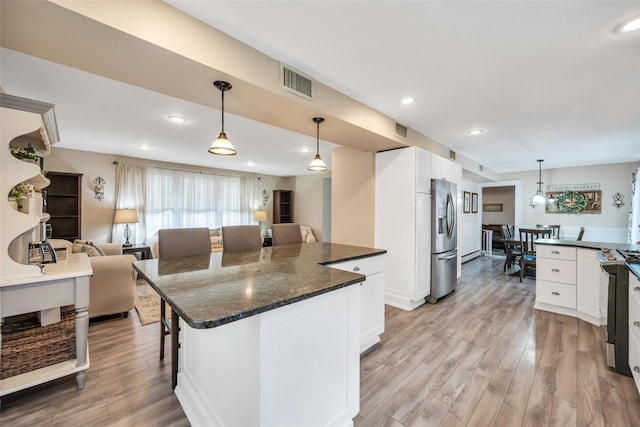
[254,210,267,234]
[114,208,138,247]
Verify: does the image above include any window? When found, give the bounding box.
[145,167,253,237]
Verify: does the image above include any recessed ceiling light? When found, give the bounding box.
[247,161,256,167]
[299,147,312,153]
[168,115,187,123]
[138,144,153,150]
[401,97,415,105]
[467,129,485,135]
[614,16,640,33]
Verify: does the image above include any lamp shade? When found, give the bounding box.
[114,208,139,224]
[254,210,267,221]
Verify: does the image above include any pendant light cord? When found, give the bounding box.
[220,89,225,133]
[316,120,320,154]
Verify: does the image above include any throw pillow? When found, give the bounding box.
[73,239,106,256]
[71,243,102,257]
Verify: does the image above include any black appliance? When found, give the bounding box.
[602,259,631,376]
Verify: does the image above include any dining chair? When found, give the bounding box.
[271,223,303,246]
[221,225,262,252]
[536,224,560,239]
[503,239,522,273]
[519,227,552,282]
[577,226,585,241]
[157,227,211,389]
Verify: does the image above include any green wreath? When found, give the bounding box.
[556,191,587,214]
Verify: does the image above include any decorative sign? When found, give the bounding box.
[612,192,624,209]
[546,190,601,215]
[547,183,600,192]
[483,203,503,212]
[471,193,478,213]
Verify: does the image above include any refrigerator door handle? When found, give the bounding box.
[438,252,458,261]
[446,191,455,238]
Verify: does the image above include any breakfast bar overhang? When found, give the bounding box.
[133,242,386,427]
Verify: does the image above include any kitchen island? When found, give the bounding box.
[133,242,386,427]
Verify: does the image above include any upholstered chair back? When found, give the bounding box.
[271,223,303,246]
[221,225,262,252]
[158,227,211,259]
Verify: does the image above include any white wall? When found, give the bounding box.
[294,171,331,242]
[459,179,482,258]
[500,161,637,243]
[481,186,516,225]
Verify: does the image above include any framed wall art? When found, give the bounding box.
[463,191,470,213]
[483,203,503,212]
[471,193,478,213]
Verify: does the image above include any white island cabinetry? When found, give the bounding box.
[330,254,385,353]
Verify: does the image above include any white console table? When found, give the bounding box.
[0,253,92,397]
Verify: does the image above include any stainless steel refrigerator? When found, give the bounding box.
[427,179,458,303]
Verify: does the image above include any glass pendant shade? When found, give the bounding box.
[308,117,327,172]
[308,154,327,171]
[532,192,545,204]
[208,132,236,156]
[210,81,236,156]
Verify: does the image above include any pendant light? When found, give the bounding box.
[208,80,236,156]
[308,117,327,171]
[530,159,545,208]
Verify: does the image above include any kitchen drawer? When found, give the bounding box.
[630,281,640,347]
[631,275,640,308]
[537,245,576,261]
[536,258,577,285]
[329,255,384,276]
[536,280,577,309]
[629,332,640,393]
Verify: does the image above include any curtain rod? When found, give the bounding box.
[112,160,246,179]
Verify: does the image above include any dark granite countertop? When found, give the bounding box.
[535,239,640,252]
[133,242,386,329]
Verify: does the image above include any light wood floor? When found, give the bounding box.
[1,255,639,426]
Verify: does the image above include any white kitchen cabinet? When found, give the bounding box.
[376,147,431,311]
[576,248,602,323]
[535,244,606,326]
[330,254,385,353]
[629,272,640,394]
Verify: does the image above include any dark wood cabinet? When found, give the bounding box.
[273,190,293,224]
[45,172,82,241]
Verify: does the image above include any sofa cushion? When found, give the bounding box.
[72,242,102,257]
[73,239,106,256]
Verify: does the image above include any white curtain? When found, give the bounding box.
[630,166,640,244]
[112,163,147,245]
[144,167,254,238]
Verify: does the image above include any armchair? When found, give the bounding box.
[49,239,137,318]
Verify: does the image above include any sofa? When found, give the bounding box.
[49,239,137,318]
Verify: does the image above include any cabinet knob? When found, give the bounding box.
[353,266,360,272]
[551,268,560,273]
[635,366,640,374]
[634,321,640,328]
[552,291,560,296]
[552,251,560,254]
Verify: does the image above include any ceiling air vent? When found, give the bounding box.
[394,122,408,139]
[280,63,314,100]
[449,150,456,160]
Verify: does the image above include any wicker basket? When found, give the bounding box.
[1,305,76,380]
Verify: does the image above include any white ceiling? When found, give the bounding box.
[2,1,639,176]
